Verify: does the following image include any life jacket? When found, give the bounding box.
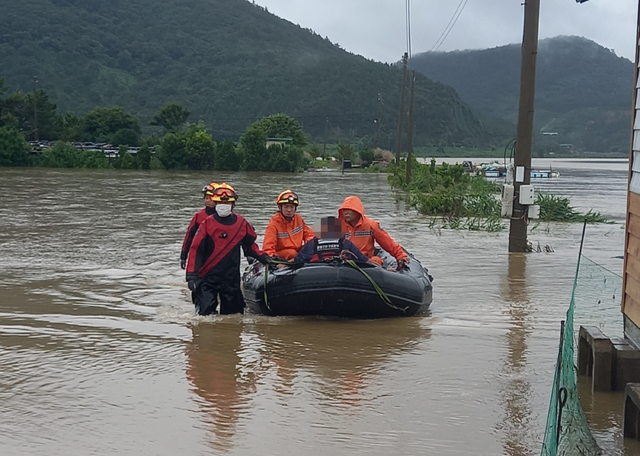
[186,213,263,279]
[180,207,215,260]
[309,238,345,262]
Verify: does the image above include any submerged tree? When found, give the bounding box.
[0,126,31,166]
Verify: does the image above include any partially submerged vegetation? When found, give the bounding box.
[535,193,609,223]
[388,158,609,231]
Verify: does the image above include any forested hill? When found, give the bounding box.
[0,0,488,147]
[409,36,634,153]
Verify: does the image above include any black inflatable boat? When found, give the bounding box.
[242,249,433,318]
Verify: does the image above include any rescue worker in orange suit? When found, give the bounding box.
[180,182,218,270]
[262,190,314,261]
[294,216,376,265]
[338,195,410,269]
[186,183,271,315]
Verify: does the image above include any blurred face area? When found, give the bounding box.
[313,217,344,239]
[279,203,297,220]
[342,209,360,226]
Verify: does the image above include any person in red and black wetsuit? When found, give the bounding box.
[294,216,377,265]
[180,182,218,270]
[185,183,271,315]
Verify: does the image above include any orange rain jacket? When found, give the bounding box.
[338,196,408,262]
[262,212,314,260]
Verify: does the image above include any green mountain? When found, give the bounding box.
[0,0,489,148]
[409,36,634,154]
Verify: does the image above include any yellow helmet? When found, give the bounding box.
[276,189,299,206]
[211,182,238,203]
[202,182,219,197]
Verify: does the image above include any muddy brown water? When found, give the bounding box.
[0,159,637,455]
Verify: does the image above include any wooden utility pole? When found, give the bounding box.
[376,92,382,149]
[406,70,415,185]
[508,0,539,252]
[395,53,408,165]
[33,76,38,142]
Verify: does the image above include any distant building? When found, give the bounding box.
[266,137,293,147]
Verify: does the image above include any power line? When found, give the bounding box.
[431,0,469,52]
[405,0,412,59]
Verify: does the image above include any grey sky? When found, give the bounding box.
[253,0,638,63]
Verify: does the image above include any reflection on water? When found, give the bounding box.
[0,162,637,455]
[498,254,534,456]
[250,318,430,409]
[186,320,257,451]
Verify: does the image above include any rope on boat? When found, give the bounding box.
[261,258,296,313]
[263,264,272,312]
[261,258,408,314]
[345,259,409,313]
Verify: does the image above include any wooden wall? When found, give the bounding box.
[625,193,640,328]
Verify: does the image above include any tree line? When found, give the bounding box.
[0,76,309,172]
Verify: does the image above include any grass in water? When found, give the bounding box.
[388,159,609,231]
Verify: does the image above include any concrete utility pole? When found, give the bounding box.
[406,70,415,185]
[508,0,539,252]
[395,52,408,165]
[33,76,38,142]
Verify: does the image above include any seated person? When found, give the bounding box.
[262,189,314,261]
[339,195,409,269]
[294,216,376,265]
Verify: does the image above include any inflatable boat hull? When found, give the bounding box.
[242,251,432,318]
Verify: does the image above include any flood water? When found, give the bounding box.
[0,158,637,455]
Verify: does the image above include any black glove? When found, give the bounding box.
[259,253,273,265]
[188,280,198,291]
[180,259,186,270]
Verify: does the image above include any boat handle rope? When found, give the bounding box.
[261,258,298,312]
[263,264,272,312]
[345,259,409,312]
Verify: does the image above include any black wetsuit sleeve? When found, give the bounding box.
[240,222,268,263]
[180,215,200,261]
[294,240,316,262]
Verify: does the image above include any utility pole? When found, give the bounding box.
[406,70,415,185]
[395,52,408,165]
[508,0,539,253]
[376,92,382,149]
[33,76,38,142]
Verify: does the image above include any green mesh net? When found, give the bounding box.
[540,255,622,456]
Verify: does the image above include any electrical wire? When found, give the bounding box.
[431,0,470,52]
[406,0,412,59]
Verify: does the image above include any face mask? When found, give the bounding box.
[215,204,233,217]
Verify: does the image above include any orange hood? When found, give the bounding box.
[338,196,365,224]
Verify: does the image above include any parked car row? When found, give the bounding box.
[29,141,155,155]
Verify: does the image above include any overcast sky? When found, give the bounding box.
[253,0,638,63]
